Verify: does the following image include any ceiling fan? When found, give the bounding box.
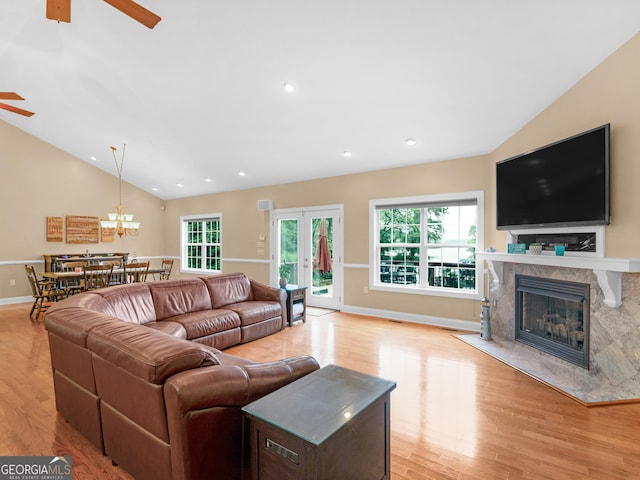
[46,0,161,29]
[0,93,35,117]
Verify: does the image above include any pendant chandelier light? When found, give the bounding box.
[100,144,140,237]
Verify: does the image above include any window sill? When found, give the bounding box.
[371,283,481,300]
[180,268,221,275]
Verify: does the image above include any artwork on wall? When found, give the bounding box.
[66,215,100,244]
[101,227,115,243]
[46,215,119,244]
[46,216,64,242]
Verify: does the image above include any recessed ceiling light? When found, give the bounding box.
[406,138,416,146]
[90,156,97,161]
[283,83,296,93]
[176,183,183,187]
[239,171,246,177]
[204,178,212,183]
[343,151,352,158]
[151,187,159,192]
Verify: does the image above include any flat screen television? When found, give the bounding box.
[496,124,610,230]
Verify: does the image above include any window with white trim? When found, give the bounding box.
[370,192,483,297]
[181,214,221,273]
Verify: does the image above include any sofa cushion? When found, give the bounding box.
[88,321,219,384]
[148,278,212,320]
[94,283,156,324]
[226,301,282,326]
[165,309,241,340]
[201,273,252,308]
[145,321,187,338]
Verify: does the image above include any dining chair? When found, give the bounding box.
[83,264,114,291]
[58,260,87,271]
[58,260,88,295]
[159,258,174,280]
[102,259,124,286]
[123,261,149,284]
[24,265,58,321]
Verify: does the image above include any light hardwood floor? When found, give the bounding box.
[2,302,640,479]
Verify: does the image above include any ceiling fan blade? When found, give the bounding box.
[0,102,35,117]
[103,0,161,29]
[0,92,25,101]
[46,0,71,23]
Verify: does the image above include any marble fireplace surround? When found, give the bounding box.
[462,252,640,405]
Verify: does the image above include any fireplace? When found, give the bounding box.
[515,275,590,369]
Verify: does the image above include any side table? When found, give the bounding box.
[282,284,307,327]
[242,364,396,480]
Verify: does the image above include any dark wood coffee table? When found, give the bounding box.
[242,364,396,480]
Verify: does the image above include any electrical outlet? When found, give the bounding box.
[9,279,16,286]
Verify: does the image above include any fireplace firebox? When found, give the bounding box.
[515,275,590,369]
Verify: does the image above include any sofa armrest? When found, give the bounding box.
[250,279,287,330]
[250,279,285,303]
[164,355,319,410]
[164,355,319,480]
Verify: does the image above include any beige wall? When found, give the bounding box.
[486,32,640,256]
[166,154,490,323]
[0,122,165,299]
[3,32,639,325]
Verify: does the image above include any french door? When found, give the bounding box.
[271,206,343,310]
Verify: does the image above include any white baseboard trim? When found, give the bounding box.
[1,296,480,333]
[341,304,480,332]
[0,296,32,306]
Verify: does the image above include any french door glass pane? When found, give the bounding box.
[311,217,333,296]
[279,219,299,284]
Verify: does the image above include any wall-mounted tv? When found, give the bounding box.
[496,124,610,230]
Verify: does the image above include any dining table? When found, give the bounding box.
[42,267,167,299]
[42,267,166,280]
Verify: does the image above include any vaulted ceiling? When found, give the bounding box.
[2,1,639,200]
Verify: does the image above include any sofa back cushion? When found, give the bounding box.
[201,272,253,308]
[148,278,212,321]
[93,283,157,324]
[87,321,219,384]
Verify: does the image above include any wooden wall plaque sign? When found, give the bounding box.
[101,227,115,243]
[46,216,64,242]
[66,215,100,244]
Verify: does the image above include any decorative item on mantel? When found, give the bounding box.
[100,144,141,238]
[507,243,526,254]
[528,242,542,255]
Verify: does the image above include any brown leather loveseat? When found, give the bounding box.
[44,272,319,480]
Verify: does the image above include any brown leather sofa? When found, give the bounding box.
[44,273,319,480]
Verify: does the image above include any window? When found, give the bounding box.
[370,192,483,298]
[181,214,221,273]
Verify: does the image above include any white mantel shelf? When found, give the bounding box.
[477,252,640,308]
